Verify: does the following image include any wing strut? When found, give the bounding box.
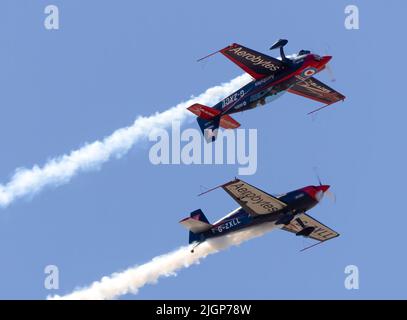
[300,240,328,252]
[307,103,333,115]
[197,49,221,62]
[198,178,237,196]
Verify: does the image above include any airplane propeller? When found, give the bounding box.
[307,43,336,83]
[324,63,336,82]
[325,189,336,203]
[313,167,336,203]
[322,44,336,82]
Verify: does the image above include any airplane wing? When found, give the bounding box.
[288,76,345,107]
[282,213,339,242]
[221,178,287,215]
[220,43,286,80]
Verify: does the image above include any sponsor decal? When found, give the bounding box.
[228,47,281,72]
[293,220,335,239]
[234,101,247,110]
[255,74,275,86]
[228,183,281,212]
[300,79,332,94]
[222,90,245,108]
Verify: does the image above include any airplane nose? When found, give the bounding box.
[318,56,332,69]
[302,185,330,201]
[319,185,330,193]
[322,55,332,63]
[314,185,330,202]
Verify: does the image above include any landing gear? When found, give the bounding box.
[190,242,202,253]
[276,210,303,225]
[295,217,315,237]
[296,226,315,237]
[275,214,295,226]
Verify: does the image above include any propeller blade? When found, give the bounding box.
[321,44,336,82]
[312,167,335,203]
[325,189,336,203]
[325,63,336,82]
[313,167,322,186]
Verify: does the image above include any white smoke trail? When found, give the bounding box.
[49,222,278,300]
[0,74,251,208]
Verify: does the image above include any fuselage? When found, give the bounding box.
[199,185,328,241]
[215,54,331,115]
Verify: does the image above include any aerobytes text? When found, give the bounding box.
[228,183,280,211]
[228,46,281,72]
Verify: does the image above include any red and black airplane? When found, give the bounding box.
[188,39,345,142]
[180,178,339,253]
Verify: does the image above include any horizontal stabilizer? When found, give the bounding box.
[180,218,211,233]
[180,209,212,234]
[188,104,220,120]
[220,115,241,129]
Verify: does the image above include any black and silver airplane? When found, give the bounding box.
[180,178,339,252]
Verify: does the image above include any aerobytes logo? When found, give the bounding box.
[228,46,281,72]
[227,182,279,211]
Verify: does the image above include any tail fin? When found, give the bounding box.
[179,209,212,244]
[188,103,241,143]
[219,114,241,129]
[197,117,220,143]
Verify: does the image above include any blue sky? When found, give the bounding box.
[0,0,406,299]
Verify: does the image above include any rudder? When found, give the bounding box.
[190,209,210,224]
[197,117,220,143]
[179,209,212,244]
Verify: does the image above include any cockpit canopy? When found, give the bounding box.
[291,50,323,63]
[298,49,311,55]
